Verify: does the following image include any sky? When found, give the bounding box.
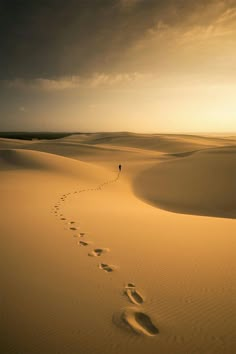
[0,0,236,133]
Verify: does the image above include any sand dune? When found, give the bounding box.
[1,133,235,354]
[134,146,236,219]
[2,132,236,158]
[69,132,236,152]
[0,148,109,183]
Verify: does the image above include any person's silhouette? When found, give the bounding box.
[118,164,122,172]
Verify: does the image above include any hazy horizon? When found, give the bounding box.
[1,130,236,136]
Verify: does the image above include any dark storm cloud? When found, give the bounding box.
[0,0,231,80]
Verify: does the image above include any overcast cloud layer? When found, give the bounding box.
[1,0,235,81]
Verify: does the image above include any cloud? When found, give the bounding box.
[0,0,235,83]
[89,72,145,87]
[6,72,146,91]
[215,6,236,25]
[9,77,81,91]
[0,0,226,80]
[0,0,158,80]
[121,0,236,81]
[119,0,141,8]
[179,6,236,44]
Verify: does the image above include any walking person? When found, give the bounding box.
[118,164,122,172]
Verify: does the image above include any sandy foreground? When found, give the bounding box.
[1,133,236,354]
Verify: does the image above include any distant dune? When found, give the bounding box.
[65,132,236,153]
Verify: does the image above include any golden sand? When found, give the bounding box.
[1,133,235,354]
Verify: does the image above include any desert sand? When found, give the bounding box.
[1,133,236,354]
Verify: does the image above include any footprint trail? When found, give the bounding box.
[51,168,159,337]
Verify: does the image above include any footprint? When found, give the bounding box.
[99,263,116,273]
[121,308,159,336]
[61,217,66,220]
[88,248,110,257]
[70,227,78,231]
[78,240,90,246]
[68,221,76,225]
[126,283,136,289]
[74,232,86,238]
[124,285,144,305]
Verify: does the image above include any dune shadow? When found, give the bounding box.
[168,150,199,158]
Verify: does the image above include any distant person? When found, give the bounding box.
[119,164,122,172]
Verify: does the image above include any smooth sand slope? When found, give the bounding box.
[1,133,236,354]
[134,146,236,219]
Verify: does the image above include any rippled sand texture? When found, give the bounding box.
[1,133,236,354]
